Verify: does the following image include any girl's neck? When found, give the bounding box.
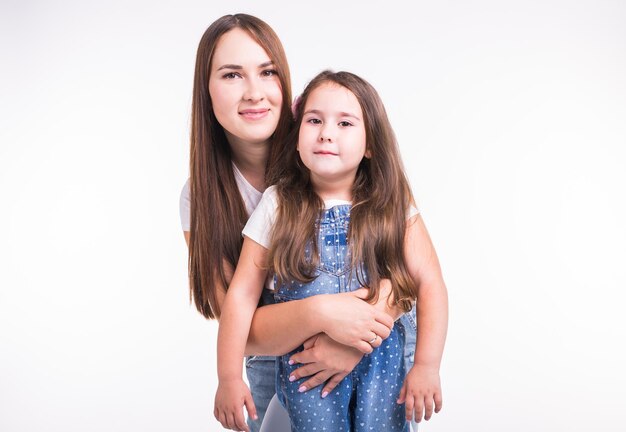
[311,175,354,202]
[227,134,269,192]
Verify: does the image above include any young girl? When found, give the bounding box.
[215,71,448,431]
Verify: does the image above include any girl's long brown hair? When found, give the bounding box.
[188,14,292,319]
[269,71,417,312]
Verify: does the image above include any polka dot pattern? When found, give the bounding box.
[274,205,409,431]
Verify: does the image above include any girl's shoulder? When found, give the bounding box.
[243,186,280,250]
[408,204,420,220]
[258,185,279,209]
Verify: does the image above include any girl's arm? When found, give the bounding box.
[397,214,449,423]
[214,237,268,432]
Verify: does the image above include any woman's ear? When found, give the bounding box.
[364,148,372,159]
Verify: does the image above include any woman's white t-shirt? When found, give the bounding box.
[179,163,263,231]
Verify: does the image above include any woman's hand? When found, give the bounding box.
[374,278,407,320]
[317,288,394,353]
[288,333,364,397]
[214,378,257,432]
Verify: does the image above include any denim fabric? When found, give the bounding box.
[399,306,419,431]
[273,205,409,431]
[400,304,417,375]
[246,355,278,432]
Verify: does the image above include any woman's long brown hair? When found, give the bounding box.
[188,14,292,319]
[269,71,417,312]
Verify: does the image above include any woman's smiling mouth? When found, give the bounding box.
[239,109,270,120]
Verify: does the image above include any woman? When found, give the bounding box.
[181,14,422,431]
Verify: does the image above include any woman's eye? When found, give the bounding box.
[261,69,277,77]
[338,121,353,127]
[222,72,241,79]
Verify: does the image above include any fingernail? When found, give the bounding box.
[321,391,328,398]
[289,375,296,382]
[288,359,294,365]
[253,414,258,420]
[298,385,307,392]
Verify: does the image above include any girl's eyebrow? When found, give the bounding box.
[216,61,274,71]
[304,109,361,120]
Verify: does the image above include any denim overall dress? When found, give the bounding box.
[273,204,410,432]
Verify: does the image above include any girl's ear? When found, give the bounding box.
[364,148,372,159]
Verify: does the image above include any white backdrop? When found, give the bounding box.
[1,1,625,431]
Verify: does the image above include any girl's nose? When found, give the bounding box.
[319,125,334,142]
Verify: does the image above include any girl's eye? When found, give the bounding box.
[338,121,353,127]
[306,118,322,125]
[222,72,241,79]
[261,69,278,77]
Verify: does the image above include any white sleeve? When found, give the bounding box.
[242,186,278,249]
[180,179,190,231]
[408,205,420,219]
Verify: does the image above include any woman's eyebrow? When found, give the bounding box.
[216,61,274,71]
[216,64,242,71]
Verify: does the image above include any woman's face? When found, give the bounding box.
[209,28,283,147]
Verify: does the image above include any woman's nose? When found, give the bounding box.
[243,77,264,102]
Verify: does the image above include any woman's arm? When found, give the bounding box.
[246,288,393,356]
[280,278,404,395]
[183,231,395,357]
[397,214,448,423]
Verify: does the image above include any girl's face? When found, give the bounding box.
[298,83,368,187]
[209,28,283,147]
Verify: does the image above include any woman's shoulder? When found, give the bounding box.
[180,178,190,196]
[179,179,191,231]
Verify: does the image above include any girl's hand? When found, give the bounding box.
[396,364,443,423]
[288,333,364,397]
[318,288,394,353]
[214,378,257,432]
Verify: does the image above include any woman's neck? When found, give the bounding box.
[227,135,269,192]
